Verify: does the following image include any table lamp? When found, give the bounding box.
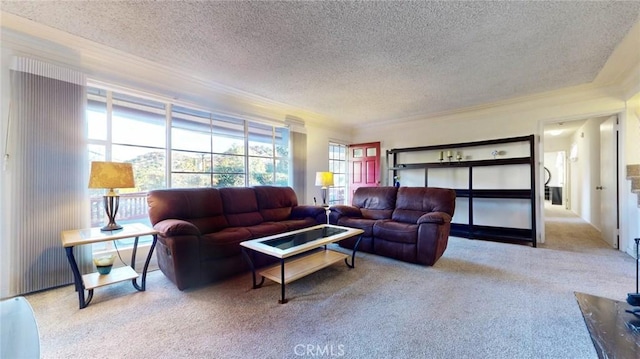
[315,171,334,207]
[89,161,135,231]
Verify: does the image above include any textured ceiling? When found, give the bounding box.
[2,1,639,125]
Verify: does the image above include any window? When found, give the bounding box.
[328,142,348,205]
[87,88,167,249]
[87,85,291,251]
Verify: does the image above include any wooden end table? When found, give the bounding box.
[61,223,158,309]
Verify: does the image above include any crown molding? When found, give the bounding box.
[3,11,634,134]
[0,12,345,131]
[364,82,623,128]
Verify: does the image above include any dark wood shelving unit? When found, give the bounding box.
[387,135,537,247]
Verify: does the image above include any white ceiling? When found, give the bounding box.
[1,1,639,126]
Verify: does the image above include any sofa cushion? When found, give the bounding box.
[200,227,253,260]
[245,222,288,238]
[373,220,418,244]
[278,218,319,231]
[220,187,264,227]
[253,186,297,221]
[336,217,376,237]
[392,187,456,223]
[352,187,397,220]
[148,188,229,233]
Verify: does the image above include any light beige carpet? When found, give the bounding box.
[25,205,636,358]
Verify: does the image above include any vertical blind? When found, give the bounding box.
[4,57,89,296]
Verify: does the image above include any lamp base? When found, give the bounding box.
[100,223,122,232]
[100,195,122,232]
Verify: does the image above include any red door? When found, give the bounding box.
[348,142,381,203]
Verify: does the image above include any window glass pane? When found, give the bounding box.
[88,144,105,162]
[87,98,107,141]
[213,173,245,187]
[88,144,106,229]
[248,122,273,157]
[275,159,289,186]
[213,154,244,173]
[172,150,212,172]
[329,142,348,205]
[171,173,212,188]
[112,145,166,191]
[112,93,166,148]
[172,106,212,152]
[213,116,244,154]
[275,127,289,158]
[249,157,274,185]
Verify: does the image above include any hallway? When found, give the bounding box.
[542,202,616,253]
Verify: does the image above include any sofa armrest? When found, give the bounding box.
[153,219,201,237]
[291,205,326,219]
[417,212,452,225]
[330,205,363,218]
[291,205,327,224]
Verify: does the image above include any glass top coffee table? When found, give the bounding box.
[240,224,364,304]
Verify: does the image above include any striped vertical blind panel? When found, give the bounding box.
[7,57,90,295]
[291,131,307,203]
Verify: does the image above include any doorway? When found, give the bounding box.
[542,115,619,248]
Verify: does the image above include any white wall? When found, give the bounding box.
[543,152,564,188]
[303,122,351,205]
[568,118,603,229]
[622,92,640,255]
[351,88,634,245]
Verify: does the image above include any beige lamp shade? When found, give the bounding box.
[88,161,135,196]
[315,171,334,188]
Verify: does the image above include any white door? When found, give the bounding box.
[599,116,618,248]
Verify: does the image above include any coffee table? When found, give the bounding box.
[240,224,364,303]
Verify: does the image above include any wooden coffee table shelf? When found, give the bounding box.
[259,250,348,285]
[241,224,364,303]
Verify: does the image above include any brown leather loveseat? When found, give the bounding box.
[329,186,456,266]
[147,186,327,290]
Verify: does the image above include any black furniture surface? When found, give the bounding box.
[575,292,639,358]
[387,135,537,246]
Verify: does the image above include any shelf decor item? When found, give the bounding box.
[93,254,116,275]
[88,161,135,231]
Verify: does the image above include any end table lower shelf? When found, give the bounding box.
[82,266,139,290]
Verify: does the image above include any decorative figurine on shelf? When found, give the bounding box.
[456,151,463,162]
[491,150,499,159]
[438,151,444,163]
[394,176,400,187]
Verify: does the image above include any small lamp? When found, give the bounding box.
[315,171,334,207]
[89,161,135,231]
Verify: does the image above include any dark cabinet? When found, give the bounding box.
[387,135,537,247]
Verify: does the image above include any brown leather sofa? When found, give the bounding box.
[147,186,327,290]
[329,187,456,266]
